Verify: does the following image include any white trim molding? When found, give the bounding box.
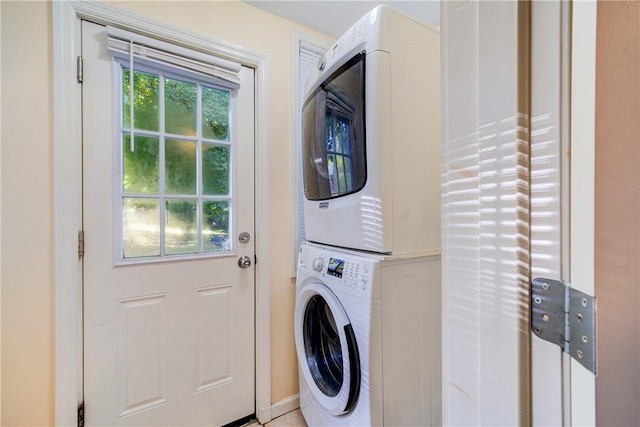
[53,2,271,425]
[569,1,598,425]
[270,394,300,420]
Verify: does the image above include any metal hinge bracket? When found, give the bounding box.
[531,277,597,374]
[77,401,85,427]
[77,56,83,83]
[78,230,85,258]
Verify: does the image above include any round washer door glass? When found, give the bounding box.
[295,282,361,415]
[303,295,343,396]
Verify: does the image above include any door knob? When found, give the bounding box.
[238,256,252,269]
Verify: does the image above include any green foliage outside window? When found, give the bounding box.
[121,67,232,257]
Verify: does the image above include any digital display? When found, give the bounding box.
[327,258,345,278]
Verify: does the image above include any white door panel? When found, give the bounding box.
[82,20,255,426]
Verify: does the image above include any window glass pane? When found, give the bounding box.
[337,155,348,193]
[338,121,349,154]
[165,199,197,255]
[123,134,160,194]
[202,86,230,141]
[123,69,159,131]
[344,159,353,192]
[326,115,354,197]
[119,62,236,261]
[165,78,197,136]
[203,201,230,252]
[202,144,230,196]
[123,198,160,258]
[166,139,196,195]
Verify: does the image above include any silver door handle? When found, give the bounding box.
[238,256,252,269]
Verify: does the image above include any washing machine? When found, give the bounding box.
[294,243,442,426]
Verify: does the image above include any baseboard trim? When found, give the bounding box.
[270,394,300,419]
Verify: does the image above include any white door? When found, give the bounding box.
[81,20,256,426]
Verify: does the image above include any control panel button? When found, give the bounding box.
[312,257,325,272]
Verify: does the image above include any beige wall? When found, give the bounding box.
[1,1,55,425]
[0,1,331,425]
[595,1,640,425]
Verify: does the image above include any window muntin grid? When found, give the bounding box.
[118,63,233,260]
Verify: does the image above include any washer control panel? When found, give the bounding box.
[329,256,370,292]
[299,245,378,297]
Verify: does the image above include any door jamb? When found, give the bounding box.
[52,2,272,425]
[568,1,598,424]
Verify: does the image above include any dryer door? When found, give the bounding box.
[294,282,361,416]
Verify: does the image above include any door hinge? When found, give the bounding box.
[78,230,85,258]
[77,56,83,83]
[77,402,85,427]
[531,277,597,374]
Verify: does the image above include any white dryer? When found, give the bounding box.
[294,243,441,426]
[301,5,441,255]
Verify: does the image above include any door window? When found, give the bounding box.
[119,65,233,259]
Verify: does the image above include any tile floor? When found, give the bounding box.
[244,408,307,427]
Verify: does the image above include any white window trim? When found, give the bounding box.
[53,1,272,424]
[290,29,333,277]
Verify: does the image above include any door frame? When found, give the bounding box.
[531,1,598,425]
[567,1,598,424]
[52,2,272,425]
[530,1,597,425]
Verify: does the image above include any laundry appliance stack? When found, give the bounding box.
[294,5,441,427]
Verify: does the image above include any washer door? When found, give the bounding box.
[294,282,360,415]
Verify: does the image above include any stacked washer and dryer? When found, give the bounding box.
[295,6,441,427]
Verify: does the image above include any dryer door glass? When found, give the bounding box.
[302,52,366,201]
[303,295,343,396]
